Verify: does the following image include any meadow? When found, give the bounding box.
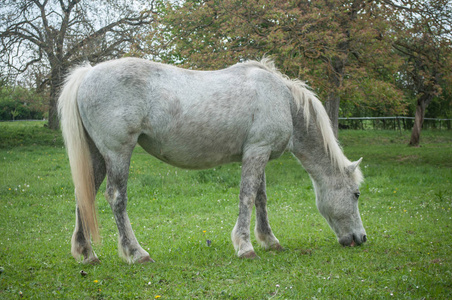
[0,121,451,299]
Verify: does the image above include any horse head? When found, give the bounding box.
[314,158,367,247]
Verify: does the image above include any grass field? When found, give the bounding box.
[0,121,451,299]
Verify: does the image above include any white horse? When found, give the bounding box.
[58,57,366,264]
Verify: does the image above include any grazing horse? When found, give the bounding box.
[58,57,366,264]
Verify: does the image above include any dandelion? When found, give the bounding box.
[8,188,11,191]
[94,280,99,283]
[203,230,206,233]
[155,296,161,299]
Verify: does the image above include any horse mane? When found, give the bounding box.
[243,58,359,180]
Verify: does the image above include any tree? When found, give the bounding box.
[384,0,452,146]
[154,0,404,136]
[0,0,157,130]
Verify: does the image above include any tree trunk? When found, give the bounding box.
[409,95,431,147]
[325,92,340,138]
[47,66,65,130]
[325,52,346,139]
[48,94,59,130]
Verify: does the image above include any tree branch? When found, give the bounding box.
[63,10,156,61]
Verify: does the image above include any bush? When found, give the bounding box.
[0,84,48,121]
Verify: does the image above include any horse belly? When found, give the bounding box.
[137,129,245,169]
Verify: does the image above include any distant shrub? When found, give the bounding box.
[0,84,48,121]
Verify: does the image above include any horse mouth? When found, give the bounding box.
[339,234,367,247]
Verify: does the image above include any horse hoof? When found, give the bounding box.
[270,243,285,252]
[240,250,260,259]
[83,257,101,265]
[136,256,155,264]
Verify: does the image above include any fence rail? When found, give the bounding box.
[338,116,451,130]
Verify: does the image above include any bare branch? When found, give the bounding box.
[6,47,43,74]
[63,10,156,61]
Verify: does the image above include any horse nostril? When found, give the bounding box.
[362,235,367,243]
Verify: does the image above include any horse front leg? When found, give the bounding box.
[105,154,153,264]
[231,152,269,259]
[254,173,284,251]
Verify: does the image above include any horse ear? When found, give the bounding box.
[347,157,363,173]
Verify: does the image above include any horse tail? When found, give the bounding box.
[58,64,100,243]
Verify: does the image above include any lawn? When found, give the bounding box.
[1,121,451,299]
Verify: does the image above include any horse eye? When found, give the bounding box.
[354,192,360,199]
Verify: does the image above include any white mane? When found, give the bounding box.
[244,58,356,178]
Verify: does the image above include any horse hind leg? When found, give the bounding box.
[71,138,106,264]
[104,149,153,264]
[254,173,283,251]
[72,205,100,264]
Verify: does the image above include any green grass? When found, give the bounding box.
[1,121,451,299]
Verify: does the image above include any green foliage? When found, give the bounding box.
[0,83,48,121]
[1,121,451,298]
[341,77,410,118]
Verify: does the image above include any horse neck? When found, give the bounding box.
[291,111,347,186]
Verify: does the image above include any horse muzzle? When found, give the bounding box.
[339,233,367,247]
